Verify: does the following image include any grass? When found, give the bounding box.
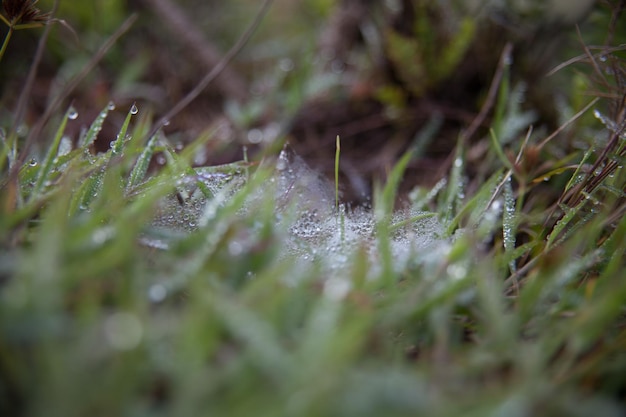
[1,3,626,417]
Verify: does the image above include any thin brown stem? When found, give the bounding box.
[147,0,274,140]
[140,0,249,102]
[19,13,138,167]
[461,42,514,146]
[435,42,513,181]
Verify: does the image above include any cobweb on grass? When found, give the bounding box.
[150,148,445,276]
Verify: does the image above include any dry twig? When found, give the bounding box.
[148,0,274,139]
[140,0,250,102]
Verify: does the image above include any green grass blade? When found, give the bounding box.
[489,128,514,170]
[440,142,465,224]
[503,176,517,272]
[110,103,137,156]
[546,202,585,249]
[126,133,158,191]
[79,101,114,148]
[335,135,340,213]
[445,169,503,236]
[31,106,74,199]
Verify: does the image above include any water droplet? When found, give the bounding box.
[228,240,244,256]
[107,101,116,110]
[263,123,280,143]
[194,148,207,165]
[92,226,114,245]
[276,157,288,171]
[148,284,167,303]
[156,155,166,165]
[323,277,351,301]
[104,312,143,351]
[593,109,604,121]
[16,124,28,137]
[130,103,138,115]
[162,119,170,126]
[503,54,513,66]
[446,264,467,281]
[247,128,264,144]
[58,136,72,156]
[454,157,463,168]
[279,58,294,72]
[28,158,38,166]
[68,107,78,120]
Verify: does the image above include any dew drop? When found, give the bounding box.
[162,119,170,126]
[593,109,603,120]
[107,101,116,110]
[28,158,38,167]
[323,277,351,301]
[104,312,143,351]
[247,128,264,144]
[276,150,289,171]
[130,103,139,115]
[16,124,28,137]
[92,227,114,245]
[148,284,167,303]
[68,107,78,120]
[194,147,207,165]
[446,264,467,281]
[58,136,72,156]
[228,240,244,256]
[279,58,294,72]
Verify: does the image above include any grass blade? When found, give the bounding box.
[31,106,75,199]
[503,176,517,272]
[126,133,158,192]
[79,102,114,148]
[111,103,137,156]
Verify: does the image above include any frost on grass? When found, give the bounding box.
[151,148,445,274]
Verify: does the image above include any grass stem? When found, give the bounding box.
[335,135,340,213]
[0,26,13,63]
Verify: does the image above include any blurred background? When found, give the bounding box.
[1,0,624,202]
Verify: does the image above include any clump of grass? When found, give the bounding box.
[1,3,626,417]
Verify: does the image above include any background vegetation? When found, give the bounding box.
[1,0,625,416]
